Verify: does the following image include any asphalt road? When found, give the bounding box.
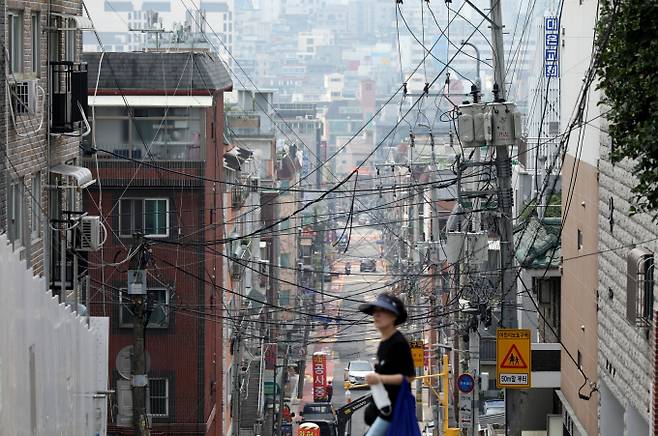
[325,226,387,436]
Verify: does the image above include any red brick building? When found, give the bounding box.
[82,51,231,435]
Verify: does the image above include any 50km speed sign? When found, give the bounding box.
[496,328,531,389]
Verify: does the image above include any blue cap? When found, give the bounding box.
[358,293,408,325]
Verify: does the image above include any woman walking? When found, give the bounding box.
[359,293,415,436]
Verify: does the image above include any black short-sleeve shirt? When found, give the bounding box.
[375,330,416,421]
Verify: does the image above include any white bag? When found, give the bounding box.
[369,379,392,416]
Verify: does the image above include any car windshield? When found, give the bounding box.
[304,404,331,414]
[350,361,372,371]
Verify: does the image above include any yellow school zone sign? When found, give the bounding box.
[496,329,531,389]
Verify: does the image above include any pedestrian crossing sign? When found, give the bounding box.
[496,329,531,388]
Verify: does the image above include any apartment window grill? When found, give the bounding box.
[627,247,654,327]
[11,81,30,115]
[148,378,169,417]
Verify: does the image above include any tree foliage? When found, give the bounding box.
[595,1,658,216]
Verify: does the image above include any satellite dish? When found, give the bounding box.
[116,345,151,380]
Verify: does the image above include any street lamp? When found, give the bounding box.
[460,40,482,96]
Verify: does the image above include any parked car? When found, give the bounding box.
[302,402,335,417]
[300,403,338,436]
[483,399,505,415]
[322,266,333,282]
[344,360,374,389]
[360,258,376,272]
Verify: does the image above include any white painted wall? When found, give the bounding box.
[560,0,600,166]
[0,235,109,436]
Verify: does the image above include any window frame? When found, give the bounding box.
[119,287,170,329]
[64,17,75,62]
[627,247,655,327]
[93,107,206,160]
[119,198,170,238]
[8,11,24,74]
[8,181,24,245]
[148,377,169,417]
[31,13,40,74]
[30,174,41,239]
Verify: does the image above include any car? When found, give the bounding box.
[300,420,337,436]
[483,399,505,415]
[302,402,335,417]
[360,258,376,272]
[344,360,374,389]
[322,266,333,282]
[300,403,338,436]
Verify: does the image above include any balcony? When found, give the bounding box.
[84,107,206,161]
[230,239,252,279]
[51,62,88,133]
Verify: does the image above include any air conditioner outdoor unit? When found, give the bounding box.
[78,216,102,251]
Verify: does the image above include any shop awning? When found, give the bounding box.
[60,14,93,31]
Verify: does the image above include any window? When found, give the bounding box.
[148,378,169,417]
[31,13,39,74]
[120,288,169,328]
[8,182,24,244]
[119,198,169,237]
[627,247,654,327]
[10,81,31,115]
[64,18,75,61]
[48,16,61,62]
[31,174,41,238]
[8,12,23,73]
[93,107,205,160]
[577,228,583,250]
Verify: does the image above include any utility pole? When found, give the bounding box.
[297,260,309,400]
[232,331,241,436]
[276,345,290,436]
[488,0,522,434]
[129,233,150,436]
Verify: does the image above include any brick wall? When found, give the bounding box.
[2,0,85,275]
[597,116,656,426]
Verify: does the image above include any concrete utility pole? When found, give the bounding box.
[488,0,522,434]
[297,261,309,400]
[276,345,291,436]
[129,233,150,436]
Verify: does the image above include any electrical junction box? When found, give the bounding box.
[486,102,523,147]
[457,103,487,148]
[127,270,147,295]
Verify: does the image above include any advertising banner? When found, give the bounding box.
[312,352,327,401]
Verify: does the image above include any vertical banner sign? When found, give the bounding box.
[544,17,559,77]
[312,352,327,401]
[265,343,278,370]
[410,340,425,369]
[496,329,531,389]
